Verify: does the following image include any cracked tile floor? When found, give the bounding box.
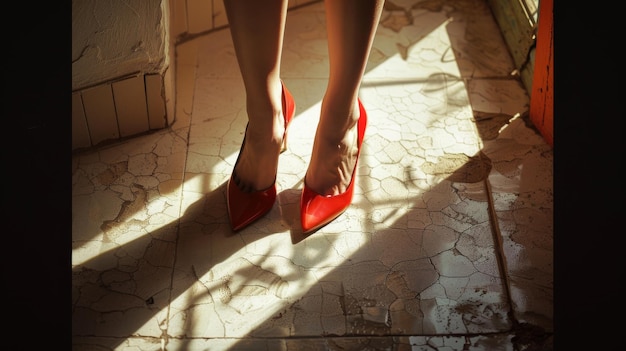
[71,0,553,350]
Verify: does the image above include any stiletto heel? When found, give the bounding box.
[227,81,296,231]
[300,99,367,234]
[280,83,295,153]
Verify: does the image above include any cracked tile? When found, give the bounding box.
[72,0,551,349]
[72,129,187,339]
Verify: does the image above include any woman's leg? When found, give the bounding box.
[224,0,290,192]
[305,0,385,196]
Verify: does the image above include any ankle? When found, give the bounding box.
[246,111,285,143]
[318,99,360,140]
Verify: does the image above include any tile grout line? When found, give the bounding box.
[160,39,199,351]
[482,175,519,330]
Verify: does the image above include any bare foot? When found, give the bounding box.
[305,102,360,196]
[232,113,286,192]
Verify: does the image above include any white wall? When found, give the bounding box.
[72,0,169,91]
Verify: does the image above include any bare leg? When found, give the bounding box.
[224,0,289,192]
[305,0,385,196]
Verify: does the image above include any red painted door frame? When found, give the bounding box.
[529,0,553,147]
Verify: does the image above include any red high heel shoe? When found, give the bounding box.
[227,81,296,231]
[300,99,367,234]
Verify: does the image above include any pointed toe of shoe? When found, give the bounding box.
[300,210,341,234]
[300,185,353,234]
[227,178,277,231]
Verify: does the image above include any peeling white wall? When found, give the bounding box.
[72,0,169,91]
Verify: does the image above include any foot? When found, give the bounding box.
[305,101,361,196]
[233,112,286,192]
